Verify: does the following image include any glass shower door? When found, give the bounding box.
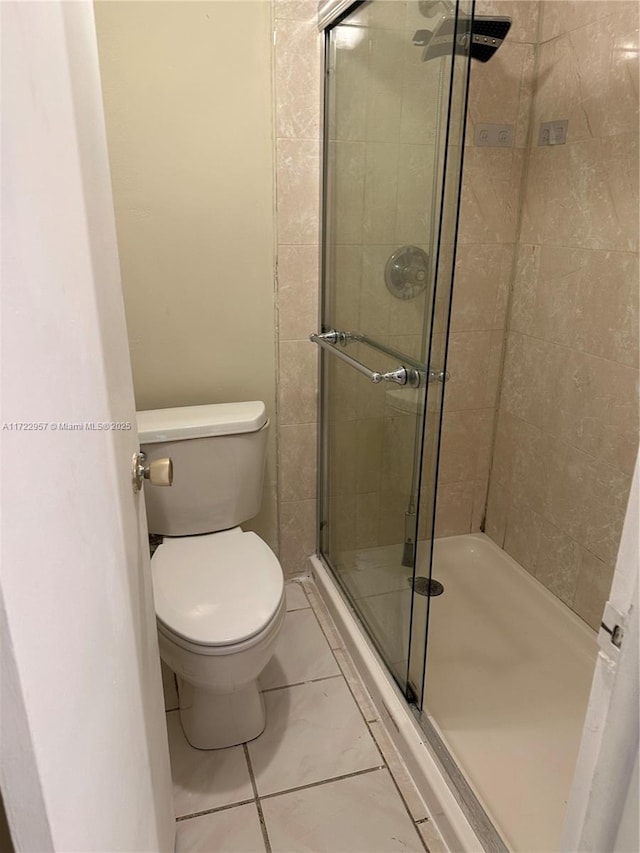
[318,0,472,695]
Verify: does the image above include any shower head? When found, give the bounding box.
[413,12,512,63]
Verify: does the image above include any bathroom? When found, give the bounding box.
[1,0,637,852]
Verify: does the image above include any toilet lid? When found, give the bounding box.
[151,530,284,647]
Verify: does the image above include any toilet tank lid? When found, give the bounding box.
[137,401,267,443]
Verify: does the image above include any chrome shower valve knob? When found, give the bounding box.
[132,451,173,492]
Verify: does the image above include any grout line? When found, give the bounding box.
[305,577,432,853]
[260,673,341,694]
[243,743,272,853]
[258,765,385,802]
[175,798,255,823]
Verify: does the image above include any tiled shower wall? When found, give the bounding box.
[485,0,640,628]
[435,0,539,535]
[274,0,322,576]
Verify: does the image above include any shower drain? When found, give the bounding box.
[408,576,444,597]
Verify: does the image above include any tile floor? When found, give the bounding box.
[161,579,447,853]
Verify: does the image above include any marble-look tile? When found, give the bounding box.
[573,549,615,630]
[484,477,508,547]
[274,0,317,23]
[503,497,543,575]
[450,243,513,332]
[355,418,385,493]
[279,422,318,501]
[467,41,530,140]
[476,0,539,44]
[514,43,537,148]
[443,331,498,411]
[277,245,319,342]
[166,712,254,818]
[491,412,549,514]
[329,360,360,426]
[355,492,381,549]
[472,478,489,532]
[458,147,525,244]
[388,288,428,337]
[247,678,382,796]
[510,244,584,342]
[279,499,317,577]
[359,245,394,335]
[547,349,638,468]
[275,18,321,140]
[395,143,436,245]
[571,250,639,368]
[365,29,404,144]
[330,245,361,330]
[329,141,366,245]
[520,135,639,253]
[535,522,582,607]
[161,659,179,712]
[329,416,358,492]
[540,0,627,44]
[175,803,265,853]
[332,31,369,142]
[434,480,475,537]
[534,14,639,143]
[581,460,634,565]
[260,608,341,690]
[399,57,440,145]
[276,138,320,245]
[262,769,424,853]
[363,143,399,244]
[438,408,494,485]
[285,580,309,611]
[278,339,318,425]
[329,490,357,554]
[542,440,633,568]
[500,332,561,430]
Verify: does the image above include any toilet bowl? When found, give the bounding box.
[138,402,285,749]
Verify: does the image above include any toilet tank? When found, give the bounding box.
[137,402,269,536]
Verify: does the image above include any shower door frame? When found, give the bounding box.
[315,2,511,850]
[316,0,473,700]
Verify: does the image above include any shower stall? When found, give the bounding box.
[311,0,639,850]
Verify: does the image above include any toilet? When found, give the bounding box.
[137,401,285,750]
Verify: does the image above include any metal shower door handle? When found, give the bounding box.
[310,330,449,386]
[310,332,420,387]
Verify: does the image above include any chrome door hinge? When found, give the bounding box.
[598,601,627,657]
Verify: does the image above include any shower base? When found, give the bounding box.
[318,533,598,852]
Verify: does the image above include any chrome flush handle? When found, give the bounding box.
[132,451,173,493]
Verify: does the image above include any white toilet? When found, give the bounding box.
[137,401,285,750]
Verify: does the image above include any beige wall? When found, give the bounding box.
[95,1,278,548]
[485,0,640,628]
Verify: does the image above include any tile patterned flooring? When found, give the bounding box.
[161,579,447,853]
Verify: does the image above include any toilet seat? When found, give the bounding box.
[152,528,284,650]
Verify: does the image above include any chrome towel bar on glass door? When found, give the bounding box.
[310,331,421,386]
